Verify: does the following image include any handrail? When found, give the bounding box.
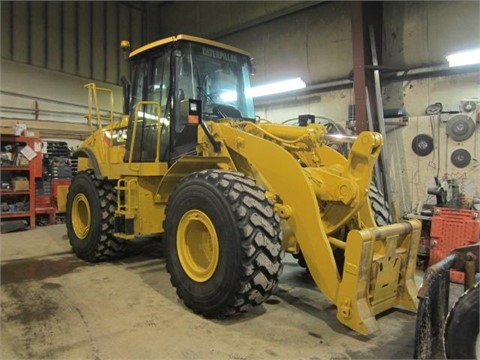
[84,83,114,133]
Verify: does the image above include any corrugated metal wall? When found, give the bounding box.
[0,1,144,85]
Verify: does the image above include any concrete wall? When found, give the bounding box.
[156,1,353,85]
[383,1,480,68]
[156,1,479,83]
[0,60,123,123]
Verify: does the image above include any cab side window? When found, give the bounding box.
[125,51,170,163]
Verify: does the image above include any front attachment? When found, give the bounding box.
[336,219,422,335]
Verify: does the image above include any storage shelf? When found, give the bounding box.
[0,211,31,218]
[0,167,30,171]
[1,191,30,195]
[1,135,43,229]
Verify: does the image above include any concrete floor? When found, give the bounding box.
[0,224,438,359]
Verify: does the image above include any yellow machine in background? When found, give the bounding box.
[66,35,421,335]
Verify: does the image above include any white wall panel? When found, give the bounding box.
[1,2,12,59]
[403,73,480,115]
[105,2,119,84]
[118,3,132,81]
[12,2,28,63]
[219,2,352,86]
[131,7,143,51]
[1,1,140,84]
[46,2,61,72]
[156,1,305,39]
[62,2,76,75]
[305,2,351,82]
[158,2,199,37]
[255,89,353,125]
[384,1,480,67]
[0,60,123,120]
[30,2,46,68]
[78,2,91,78]
[197,2,232,37]
[92,2,106,81]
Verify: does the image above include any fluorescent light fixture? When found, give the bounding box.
[446,48,480,67]
[137,111,158,120]
[249,77,306,98]
[137,111,170,125]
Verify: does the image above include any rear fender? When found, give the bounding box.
[74,148,103,179]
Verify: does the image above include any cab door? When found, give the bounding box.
[125,50,171,163]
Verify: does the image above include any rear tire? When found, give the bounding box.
[66,170,126,262]
[164,169,284,317]
[369,183,392,226]
[296,183,391,270]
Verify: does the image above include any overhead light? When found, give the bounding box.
[446,48,480,67]
[249,77,306,98]
[219,91,238,102]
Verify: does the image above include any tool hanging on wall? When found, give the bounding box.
[461,100,477,113]
[425,102,443,115]
[446,114,475,141]
[450,148,471,168]
[411,134,434,157]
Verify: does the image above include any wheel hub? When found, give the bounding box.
[177,210,219,282]
[72,193,91,240]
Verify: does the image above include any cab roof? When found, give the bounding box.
[129,34,252,59]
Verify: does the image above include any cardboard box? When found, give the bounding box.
[12,179,29,192]
[24,130,40,138]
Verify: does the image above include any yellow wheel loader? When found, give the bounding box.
[66,34,421,335]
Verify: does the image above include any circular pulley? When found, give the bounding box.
[450,148,471,168]
[411,134,434,157]
[446,114,475,141]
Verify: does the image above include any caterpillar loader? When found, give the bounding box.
[66,34,421,335]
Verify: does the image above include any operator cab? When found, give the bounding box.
[122,35,255,164]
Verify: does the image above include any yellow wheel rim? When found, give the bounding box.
[72,193,91,240]
[177,210,219,282]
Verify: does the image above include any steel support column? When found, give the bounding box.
[350,1,383,134]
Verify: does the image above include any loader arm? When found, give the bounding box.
[198,121,421,335]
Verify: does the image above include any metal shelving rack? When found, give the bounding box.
[0,135,44,229]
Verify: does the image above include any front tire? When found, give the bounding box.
[66,170,126,262]
[164,169,284,317]
[444,283,479,359]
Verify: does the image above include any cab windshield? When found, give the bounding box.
[176,41,255,120]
